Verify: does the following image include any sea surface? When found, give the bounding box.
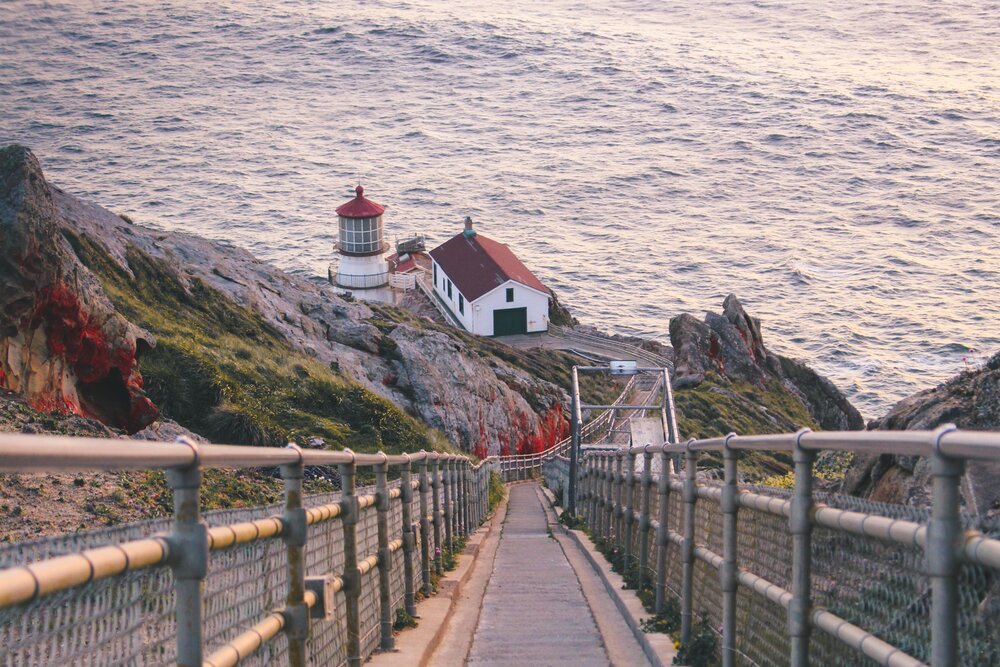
[1,0,998,419]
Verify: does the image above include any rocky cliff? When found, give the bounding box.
[0,145,580,456]
[0,146,157,432]
[670,294,864,431]
[843,351,1000,515]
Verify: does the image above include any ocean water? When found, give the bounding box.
[1,0,997,420]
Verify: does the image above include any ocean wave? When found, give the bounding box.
[0,0,996,419]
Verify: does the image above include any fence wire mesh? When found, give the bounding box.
[0,464,490,667]
[546,453,1000,667]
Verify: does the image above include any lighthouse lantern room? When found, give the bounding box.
[332,185,389,290]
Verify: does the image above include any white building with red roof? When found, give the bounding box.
[332,185,389,291]
[428,217,550,336]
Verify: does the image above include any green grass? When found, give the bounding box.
[674,373,819,478]
[66,231,453,454]
[487,471,505,511]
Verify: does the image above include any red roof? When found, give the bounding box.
[336,185,385,218]
[429,232,548,302]
[387,252,419,274]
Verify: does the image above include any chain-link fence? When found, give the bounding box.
[0,443,496,667]
[545,435,1000,667]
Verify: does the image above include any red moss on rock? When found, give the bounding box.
[24,281,158,433]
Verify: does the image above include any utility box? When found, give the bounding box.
[609,360,638,375]
[305,575,337,620]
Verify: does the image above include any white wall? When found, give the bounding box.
[470,282,549,335]
[431,259,549,336]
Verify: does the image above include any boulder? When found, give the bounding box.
[669,294,863,431]
[844,351,1000,514]
[0,145,157,433]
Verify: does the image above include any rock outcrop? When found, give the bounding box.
[0,145,567,454]
[670,294,864,432]
[843,352,1000,514]
[1,146,157,432]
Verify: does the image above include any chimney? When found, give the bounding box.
[463,216,476,238]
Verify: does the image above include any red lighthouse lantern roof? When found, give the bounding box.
[336,185,386,218]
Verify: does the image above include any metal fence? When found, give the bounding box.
[496,374,640,481]
[0,434,495,667]
[544,427,1000,667]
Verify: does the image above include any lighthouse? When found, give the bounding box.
[332,185,389,291]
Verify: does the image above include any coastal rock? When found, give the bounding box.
[389,326,565,458]
[0,145,157,433]
[843,351,1000,514]
[0,145,569,454]
[669,294,864,431]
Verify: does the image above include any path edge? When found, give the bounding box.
[540,485,676,667]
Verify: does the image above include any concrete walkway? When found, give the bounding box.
[466,484,615,666]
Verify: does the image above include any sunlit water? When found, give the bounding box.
[2,0,998,419]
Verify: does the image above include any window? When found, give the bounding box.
[433,263,438,285]
[338,215,384,254]
[459,294,464,314]
[506,287,514,302]
[447,280,452,299]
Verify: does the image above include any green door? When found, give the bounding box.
[493,307,528,336]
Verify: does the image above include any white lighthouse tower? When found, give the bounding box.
[332,185,389,292]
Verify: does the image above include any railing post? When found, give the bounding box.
[463,460,471,535]
[432,456,444,576]
[604,453,614,542]
[681,441,697,645]
[568,365,581,514]
[588,454,598,532]
[339,451,361,667]
[418,453,433,593]
[281,445,308,667]
[624,449,637,584]
[789,429,814,667]
[720,434,739,667]
[614,451,625,551]
[167,442,208,667]
[638,448,653,593]
[655,447,670,614]
[443,457,454,553]
[375,453,394,651]
[928,425,962,667]
[400,454,418,616]
[452,459,460,541]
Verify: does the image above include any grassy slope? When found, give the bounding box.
[0,391,301,542]
[66,231,453,455]
[674,372,819,478]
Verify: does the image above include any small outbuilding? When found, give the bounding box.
[429,218,550,336]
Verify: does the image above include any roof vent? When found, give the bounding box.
[463,216,476,238]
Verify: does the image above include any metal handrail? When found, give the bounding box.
[0,434,495,667]
[495,374,640,480]
[551,426,1000,667]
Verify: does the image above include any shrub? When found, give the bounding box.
[487,471,505,511]
[673,618,721,667]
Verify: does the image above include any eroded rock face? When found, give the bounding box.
[0,145,570,453]
[844,352,1000,514]
[669,294,864,431]
[389,326,566,458]
[0,145,157,432]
